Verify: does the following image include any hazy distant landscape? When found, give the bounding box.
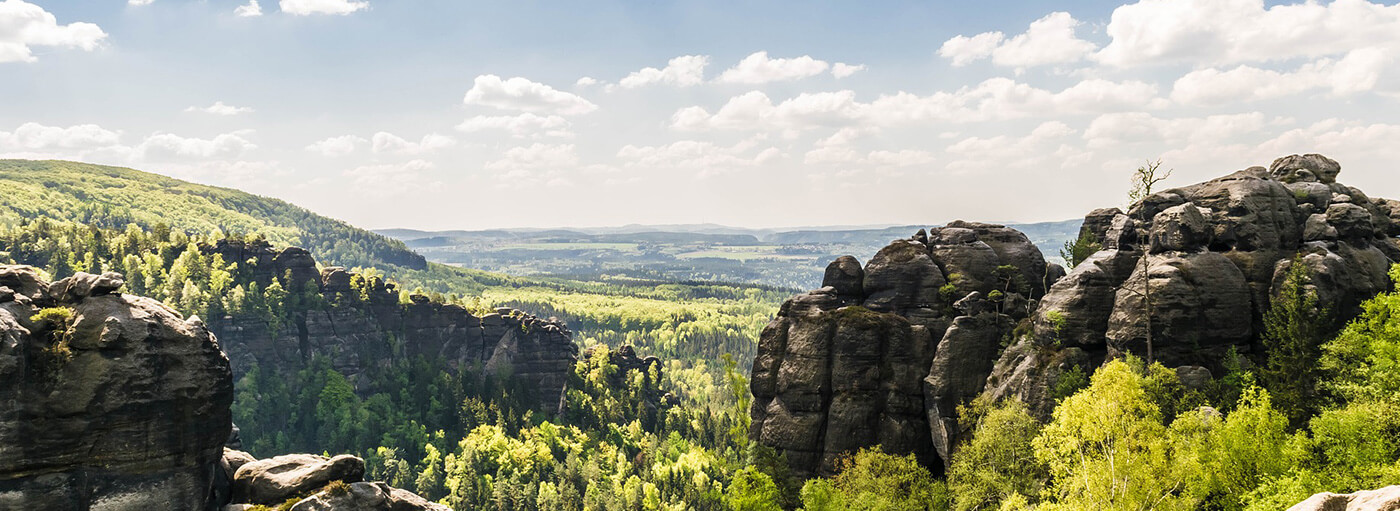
[378,221,1081,289]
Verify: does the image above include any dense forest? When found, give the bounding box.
[1,158,1397,509]
[5,214,1399,510]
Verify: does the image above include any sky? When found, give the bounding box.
[2,0,1399,231]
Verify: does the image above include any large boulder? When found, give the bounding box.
[231,454,366,505]
[0,267,233,510]
[923,311,1010,469]
[288,482,451,511]
[1287,485,1400,511]
[1105,252,1253,365]
[1270,153,1341,184]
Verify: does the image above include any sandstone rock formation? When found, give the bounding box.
[749,221,1053,477]
[1287,485,1400,511]
[287,482,451,511]
[232,454,366,505]
[0,267,233,510]
[749,154,1400,479]
[987,154,1399,420]
[206,249,579,414]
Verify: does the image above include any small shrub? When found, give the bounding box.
[324,479,351,497]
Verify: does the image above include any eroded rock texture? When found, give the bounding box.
[987,154,1399,420]
[0,267,233,510]
[750,154,1400,479]
[749,222,1052,477]
[203,242,579,414]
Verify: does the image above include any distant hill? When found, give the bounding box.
[0,159,424,270]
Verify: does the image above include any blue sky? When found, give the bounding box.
[3,0,1399,230]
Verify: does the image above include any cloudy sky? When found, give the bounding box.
[3,0,1399,230]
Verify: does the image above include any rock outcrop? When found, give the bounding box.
[0,267,233,510]
[0,266,456,510]
[1287,485,1400,511]
[749,154,1400,479]
[986,154,1398,420]
[204,244,579,414]
[749,222,1053,477]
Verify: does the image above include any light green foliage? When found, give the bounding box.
[726,467,783,511]
[0,160,421,269]
[1033,359,1192,510]
[798,448,949,511]
[948,400,1044,511]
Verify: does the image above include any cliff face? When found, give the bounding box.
[749,154,1400,479]
[202,239,579,413]
[749,222,1055,478]
[0,268,232,510]
[987,154,1399,419]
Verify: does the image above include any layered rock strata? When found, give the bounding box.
[987,154,1399,419]
[0,268,233,510]
[202,241,579,414]
[749,222,1055,477]
[749,154,1400,479]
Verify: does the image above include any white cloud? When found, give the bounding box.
[235,0,263,17]
[575,76,599,87]
[0,1,107,63]
[716,51,830,84]
[136,131,257,160]
[128,0,154,6]
[306,135,365,156]
[185,101,254,115]
[617,138,783,177]
[484,143,578,172]
[0,122,121,151]
[345,159,434,194]
[831,63,865,79]
[370,132,454,155]
[939,12,1095,68]
[1171,48,1393,105]
[279,0,367,16]
[944,121,1087,173]
[1096,0,1400,67]
[456,113,572,138]
[939,32,1004,67]
[673,78,1162,132]
[618,55,709,88]
[865,150,936,167]
[1083,112,1274,149]
[463,75,598,115]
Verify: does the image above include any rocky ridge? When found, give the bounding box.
[749,221,1057,478]
[201,238,579,413]
[749,154,1400,478]
[0,267,448,510]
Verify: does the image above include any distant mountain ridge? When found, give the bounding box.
[0,159,424,270]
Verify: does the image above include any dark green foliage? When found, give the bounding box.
[1059,231,1100,269]
[1261,258,1335,426]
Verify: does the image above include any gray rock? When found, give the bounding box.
[232,454,366,505]
[289,482,452,511]
[924,312,1009,470]
[0,268,232,510]
[1287,485,1400,511]
[1326,202,1374,241]
[822,256,865,297]
[1303,213,1338,241]
[1271,153,1341,184]
[1106,252,1253,365]
[48,271,125,303]
[862,240,945,314]
[1175,366,1212,390]
[1149,203,1211,253]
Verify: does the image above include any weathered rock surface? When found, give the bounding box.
[231,454,366,505]
[288,482,452,511]
[0,267,233,510]
[750,222,1052,477]
[207,248,579,414]
[987,154,1398,420]
[751,154,1400,478]
[1287,485,1400,511]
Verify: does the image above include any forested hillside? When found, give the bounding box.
[0,159,424,270]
